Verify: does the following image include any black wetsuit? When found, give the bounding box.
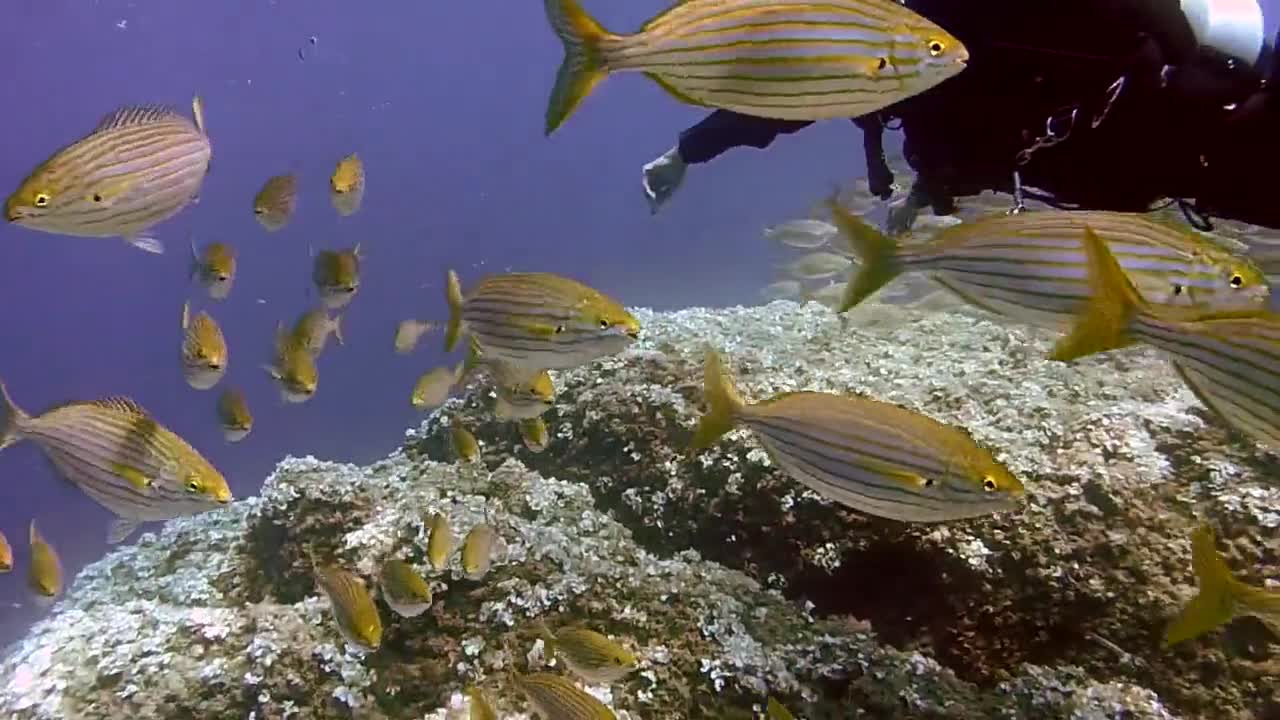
[674,0,1280,230]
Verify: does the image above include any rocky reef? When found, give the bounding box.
[0,299,1274,719]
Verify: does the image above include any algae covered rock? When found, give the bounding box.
[406,299,1280,719]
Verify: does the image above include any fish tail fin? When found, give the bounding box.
[0,380,29,450]
[1050,227,1146,362]
[445,270,465,352]
[332,314,345,346]
[192,95,207,135]
[544,0,614,136]
[826,199,902,313]
[188,235,200,283]
[690,349,745,451]
[1164,524,1241,646]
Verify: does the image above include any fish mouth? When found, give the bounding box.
[4,206,21,222]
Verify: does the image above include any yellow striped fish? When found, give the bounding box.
[536,620,638,684]
[511,672,616,719]
[313,245,362,310]
[1164,524,1280,646]
[5,97,211,253]
[394,319,436,354]
[378,559,433,618]
[445,270,639,378]
[189,238,236,301]
[330,153,365,217]
[452,425,481,464]
[216,387,253,442]
[542,0,967,135]
[181,301,228,390]
[495,369,555,421]
[828,203,1270,326]
[27,520,62,605]
[519,416,551,453]
[265,323,319,404]
[0,384,232,544]
[314,564,383,651]
[691,349,1024,522]
[253,174,298,231]
[1051,227,1280,450]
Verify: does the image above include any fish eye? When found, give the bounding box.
[253,207,265,215]
[599,318,611,329]
[33,193,50,207]
[185,479,201,493]
[1171,284,1184,296]
[215,273,230,282]
[1230,274,1244,288]
[555,324,566,334]
[209,361,223,370]
[876,57,887,71]
[928,40,946,56]
[982,477,998,492]
[923,477,935,488]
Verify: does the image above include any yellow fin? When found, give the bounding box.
[445,270,465,352]
[1164,524,1239,646]
[825,197,902,313]
[1050,227,1145,362]
[110,463,153,491]
[544,0,615,135]
[690,349,745,451]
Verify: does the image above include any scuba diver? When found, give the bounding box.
[640,0,1280,233]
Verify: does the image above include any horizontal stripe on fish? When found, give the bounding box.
[542,0,966,133]
[514,673,617,719]
[691,350,1023,522]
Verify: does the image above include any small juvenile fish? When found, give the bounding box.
[0,529,12,573]
[27,521,62,604]
[253,174,298,231]
[495,369,555,421]
[265,323,318,403]
[394,319,436,354]
[217,387,253,442]
[451,425,480,463]
[764,219,837,249]
[330,153,365,217]
[412,365,463,410]
[465,686,498,720]
[511,672,615,719]
[519,417,550,453]
[537,620,638,684]
[691,349,1024,522]
[379,559,433,618]
[290,307,344,356]
[781,251,854,281]
[446,270,639,377]
[828,202,1270,326]
[315,565,382,650]
[461,523,496,580]
[760,280,801,302]
[426,512,453,571]
[541,0,967,136]
[1051,226,1280,449]
[181,302,228,390]
[1164,523,1280,646]
[0,383,232,544]
[313,245,362,309]
[5,97,211,254]
[189,238,236,300]
[766,697,796,720]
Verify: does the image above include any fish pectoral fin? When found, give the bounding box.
[90,173,142,205]
[107,518,141,545]
[262,364,283,381]
[110,463,153,491]
[125,235,165,254]
[881,466,931,490]
[524,322,560,338]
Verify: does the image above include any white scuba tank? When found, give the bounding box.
[1180,0,1266,63]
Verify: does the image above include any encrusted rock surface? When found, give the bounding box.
[0,299,1273,719]
[406,299,1280,720]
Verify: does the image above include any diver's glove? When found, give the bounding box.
[642,146,687,215]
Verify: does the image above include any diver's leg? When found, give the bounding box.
[641,110,814,214]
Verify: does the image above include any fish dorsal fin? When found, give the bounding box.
[95,105,184,132]
[91,396,149,417]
